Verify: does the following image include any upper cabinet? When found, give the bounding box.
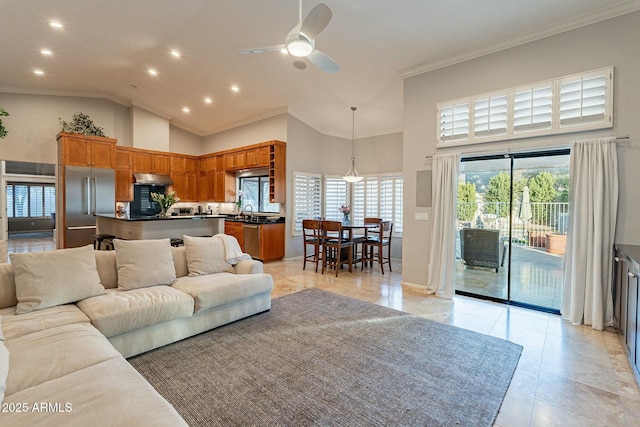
[57,132,117,169]
[170,154,199,201]
[115,148,134,202]
[132,151,170,175]
[246,146,270,168]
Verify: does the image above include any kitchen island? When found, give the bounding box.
[96,214,226,240]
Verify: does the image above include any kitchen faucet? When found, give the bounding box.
[243,204,253,217]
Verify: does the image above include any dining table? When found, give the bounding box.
[338,223,379,267]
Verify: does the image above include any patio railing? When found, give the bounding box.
[457,201,569,249]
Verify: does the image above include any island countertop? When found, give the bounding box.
[96,214,227,222]
[96,214,225,240]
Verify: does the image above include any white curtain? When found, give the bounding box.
[562,137,618,330]
[427,153,460,298]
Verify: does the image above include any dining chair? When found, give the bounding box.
[321,220,353,277]
[362,221,393,274]
[302,219,323,272]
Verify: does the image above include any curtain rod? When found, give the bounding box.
[425,135,631,158]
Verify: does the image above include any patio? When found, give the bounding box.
[455,242,564,311]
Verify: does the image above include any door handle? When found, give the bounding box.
[628,272,637,278]
[66,225,97,230]
[85,176,91,215]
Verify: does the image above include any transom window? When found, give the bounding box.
[437,66,613,146]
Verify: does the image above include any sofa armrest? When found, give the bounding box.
[233,259,264,275]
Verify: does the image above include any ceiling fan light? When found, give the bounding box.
[287,40,313,57]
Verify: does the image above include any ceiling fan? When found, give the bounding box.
[238,1,339,74]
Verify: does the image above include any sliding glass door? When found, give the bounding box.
[455,150,569,312]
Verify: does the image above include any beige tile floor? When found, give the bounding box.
[265,259,640,427]
[5,236,640,426]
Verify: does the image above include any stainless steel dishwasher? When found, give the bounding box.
[243,224,261,259]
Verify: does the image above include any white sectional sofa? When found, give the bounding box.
[0,235,274,426]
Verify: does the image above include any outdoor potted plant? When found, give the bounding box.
[546,232,566,255]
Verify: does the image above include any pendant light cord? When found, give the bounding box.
[351,106,357,163]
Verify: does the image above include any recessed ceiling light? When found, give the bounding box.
[204,97,213,104]
[34,69,45,76]
[40,49,53,56]
[230,85,240,93]
[182,107,190,113]
[148,68,158,76]
[170,50,181,59]
[49,21,63,29]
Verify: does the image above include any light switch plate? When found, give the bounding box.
[415,212,429,221]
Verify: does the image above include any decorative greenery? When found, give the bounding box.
[529,171,557,224]
[457,182,477,222]
[59,112,106,137]
[236,190,244,211]
[484,171,511,218]
[0,107,9,139]
[151,191,179,214]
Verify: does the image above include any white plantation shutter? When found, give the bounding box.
[474,94,508,138]
[292,171,322,236]
[513,84,553,133]
[437,67,613,146]
[439,102,469,143]
[324,176,349,221]
[351,173,403,235]
[560,70,610,128]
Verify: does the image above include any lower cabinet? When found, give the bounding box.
[224,222,244,251]
[224,221,285,262]
[614,244,640,386]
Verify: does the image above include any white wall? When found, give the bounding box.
[402,11,640,287]
[170,125,203,156]
[0,93,130,162]
[131,106,170,151]
[201,114,288,153]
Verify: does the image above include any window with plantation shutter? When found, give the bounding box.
[513,84,553,134]
[324,176,349,221]
[436,66,613,146]
[292,171,322,236]
[474,94,508,138]
[438,102,469,143]
[559,70,611,129]
[351,173,403,235]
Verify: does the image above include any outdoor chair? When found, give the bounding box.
[460,228,507,273]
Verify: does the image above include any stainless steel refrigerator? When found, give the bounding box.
[64,166,115,248]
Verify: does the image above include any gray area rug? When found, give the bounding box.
[129,289,522,426]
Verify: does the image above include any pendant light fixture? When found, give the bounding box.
[342,106,363,183]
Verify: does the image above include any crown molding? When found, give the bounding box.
[401,1,640,78]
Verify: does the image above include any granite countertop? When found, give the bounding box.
[222,214,285,224]
[97,214,226,222]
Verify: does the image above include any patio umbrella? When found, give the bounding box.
[519,186,532,222]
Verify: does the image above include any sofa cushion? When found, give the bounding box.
[0,263,17,309]
[4,322,121,396]
[183,235,234,276]
[1,357,188,427]
[113,239,176,291]
[0,317,7,404]
[0,304,90,341]
[172,273,274,313]
[171,246,189,278]
[94,250,118,289]
[9,245,106,314]
[76,286,194,338]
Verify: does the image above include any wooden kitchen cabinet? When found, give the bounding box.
[269,143,286,203]
[614,244,640,386]
[133,151,170,174]
[170,155,199,201]
[260,222,285,262]
[224,221,244,251]
[171,155,198,174]
[115,169,134,201]
[245,146,270,168]
[58,132,116,169]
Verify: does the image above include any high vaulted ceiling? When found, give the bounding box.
[1,0,639,139]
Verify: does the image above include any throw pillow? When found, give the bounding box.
[113,238,176,290]
[10,245,106,314]
[183,235,234,276]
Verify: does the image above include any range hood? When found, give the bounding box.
[134,173,173,186]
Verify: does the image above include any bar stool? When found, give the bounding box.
[92,234,116,251]
[170,238,184,247]
[302,219,323,272]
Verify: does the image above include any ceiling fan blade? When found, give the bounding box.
[237,45,284,54]
[300,3,332,40]
[307,49,339,74]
